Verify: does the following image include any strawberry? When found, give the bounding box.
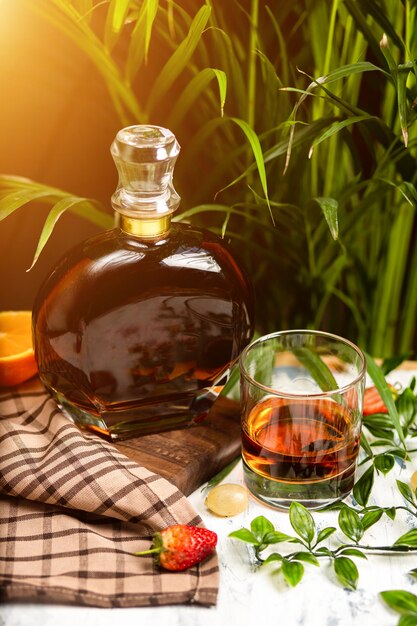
[134,524,217,571]
[363,385,397,416]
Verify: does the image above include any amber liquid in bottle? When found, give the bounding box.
[33,126,254,439]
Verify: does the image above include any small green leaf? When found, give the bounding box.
[396,480,416,506]
[228,528,259,544]
[380,590,417,615]
[338,548,367,559]
[289,502,316,545]
[385,507,397,521]
[313,197,338,240]
[321,501,349,512]
[281,559,304,587]
[316,527,337,544]
[263,531,296,545]
[291,552,319,566]
[360,432,374,459]
[386,448,409,460]
[353,466,375,507]
[250,516,275,541]
[338,507,364,544]
[374,454,395,475]
[261,553,283,565]
[365,425,395,440]
[394,529,417,548]
[334,557,359,590]
[315,546,333,557]
[363,413,395,428]
[361,509,383,530]
[397,389,417,432]
[409,568,417,580]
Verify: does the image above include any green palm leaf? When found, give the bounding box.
[126,0,159,84]
[168,68,226,127]
[0,177,112,266]
[147,4,211,113]
[28,196,109,270]
[104,0,131,49]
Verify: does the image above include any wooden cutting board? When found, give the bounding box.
[113,397,241,496]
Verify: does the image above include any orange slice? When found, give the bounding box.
[0,311,38,386]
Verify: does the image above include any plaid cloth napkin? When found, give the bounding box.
[0,382,219,607]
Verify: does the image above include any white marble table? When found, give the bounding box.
[3,370,417,626]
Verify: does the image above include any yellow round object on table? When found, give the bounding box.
[205,484,249,517]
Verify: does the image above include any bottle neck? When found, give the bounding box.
[119,214,172,238]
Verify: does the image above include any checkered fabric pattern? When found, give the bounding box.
[0,385,219,607]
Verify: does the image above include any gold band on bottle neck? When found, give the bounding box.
[119,214,171,238]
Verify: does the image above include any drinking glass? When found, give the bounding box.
[239,330,366,509]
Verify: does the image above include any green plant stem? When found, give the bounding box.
[257,544,417,566]
[333,544,417,554]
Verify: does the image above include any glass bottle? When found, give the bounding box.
[32,125,254,439]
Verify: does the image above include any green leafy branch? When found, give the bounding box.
[328,477,417,535]
[351,356,417,511]
[229,502,417,590]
